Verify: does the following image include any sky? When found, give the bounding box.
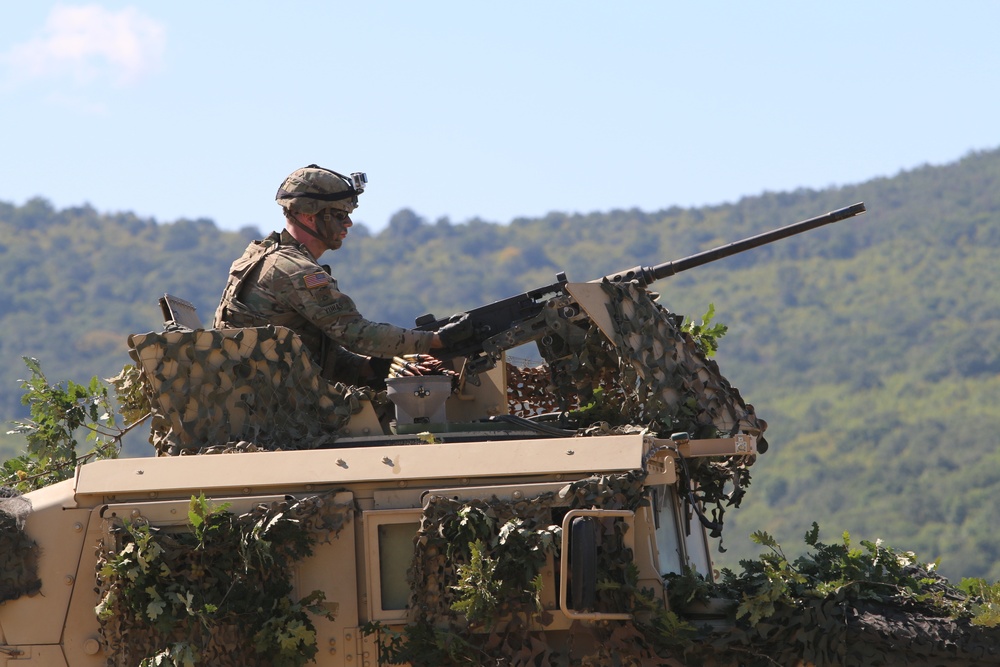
[1,3,999,234]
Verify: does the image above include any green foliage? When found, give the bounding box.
[97,494,336,667]
[959,578,1000,627]
[140,642,198,667]
[663,525,1000,666]
[566,387,623,428]
[2,358,146,492]
[664,565,718,610]
[449,539,507,627]
[439,509,558,629]
[721,523,982,624]
[632,579,699,656]
[682,303,728,357]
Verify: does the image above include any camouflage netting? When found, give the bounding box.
[0,487,41,602]
[506,363,564,417]
[601,281,763,437]
[376,471,662,667]
[95,493,352,667]
[843,601,1000,665]
[413,471,649,621]
[696,598,1000,666]
[131,282,762,461]
[127,325,383,455]
[507,282,763,439]
[548,281,762,440]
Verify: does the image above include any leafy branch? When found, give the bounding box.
[2,357,149,492]
[97,494,337,667]
[682,303,728,358]
[722,522,992,625]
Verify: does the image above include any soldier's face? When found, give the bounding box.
[316,209,352,251]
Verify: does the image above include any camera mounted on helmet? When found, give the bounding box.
[349,171,368,193]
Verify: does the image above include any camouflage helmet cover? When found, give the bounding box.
[275,164,362,215]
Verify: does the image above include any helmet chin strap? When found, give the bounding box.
[287,211,342,251]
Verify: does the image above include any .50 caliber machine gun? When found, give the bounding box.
[416,202,867,375]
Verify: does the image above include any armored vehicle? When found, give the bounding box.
[10,202,992,666]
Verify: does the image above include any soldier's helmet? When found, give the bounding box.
[275,164,365,215]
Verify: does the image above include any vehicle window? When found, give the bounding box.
[654,488,685,575]
[684,513,712,577]
[378,521,420,610]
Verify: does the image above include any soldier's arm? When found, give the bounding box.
[275,265,437,358]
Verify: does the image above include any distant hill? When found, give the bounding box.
[2,147,1000,580]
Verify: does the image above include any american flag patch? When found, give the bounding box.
[303,272,329,289]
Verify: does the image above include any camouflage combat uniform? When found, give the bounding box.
[214,230,435,385]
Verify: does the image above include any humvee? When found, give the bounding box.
[14,204,948,667]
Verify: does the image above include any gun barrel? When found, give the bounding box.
[603,202,867,285]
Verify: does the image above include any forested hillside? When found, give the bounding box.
[2,147,999,580]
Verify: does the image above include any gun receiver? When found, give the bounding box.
[416,202,867,374]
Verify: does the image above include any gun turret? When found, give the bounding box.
[417,202,867,374]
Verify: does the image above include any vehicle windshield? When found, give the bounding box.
[654,486,713,577]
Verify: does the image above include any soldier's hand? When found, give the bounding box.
[437,313,473,348]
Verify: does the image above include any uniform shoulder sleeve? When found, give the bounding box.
[265,249,436,357]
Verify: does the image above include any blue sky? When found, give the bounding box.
[2,3,998,233]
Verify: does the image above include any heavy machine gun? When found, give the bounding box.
[416,202,867,375]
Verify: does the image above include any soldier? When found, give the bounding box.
[214,164,470,388]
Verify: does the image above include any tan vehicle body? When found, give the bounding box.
[1,419,754,666]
